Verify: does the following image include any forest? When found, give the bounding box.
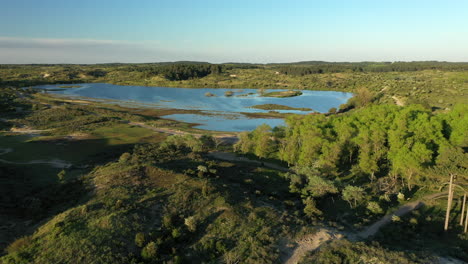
[235,104,467,213]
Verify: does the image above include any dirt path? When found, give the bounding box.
[358,192,446,238]
[0,147,71,168]
[282,192,447,264]
[357,201,423,238]
[4,126,49,137]
[392,95,405,106]
[282,228,343,264]
[128,122,239,144]
[207,151,289,172]
[0,158,72,169]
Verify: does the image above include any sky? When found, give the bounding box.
[1,0,468,64]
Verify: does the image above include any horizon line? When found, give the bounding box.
[2,60,468,65]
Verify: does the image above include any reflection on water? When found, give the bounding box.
[35,83,353,132]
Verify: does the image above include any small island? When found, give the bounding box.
[249,103,312,111]
[204,92,216,97]
[261,90,303,98]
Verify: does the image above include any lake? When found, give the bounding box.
[34,83,353,132]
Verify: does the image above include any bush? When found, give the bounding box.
[135,232,146,247]
[367,201,384,215]
[6,236,32,254]
[141,241,158,259]
[119,152,131,163]
[184,216,197,232]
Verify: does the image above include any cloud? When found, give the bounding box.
[0,37,183,64]
[0,37,129,49]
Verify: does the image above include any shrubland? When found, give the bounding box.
[1,62,467,263]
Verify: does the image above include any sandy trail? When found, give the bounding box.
[357,201,424,238]
[357,192,447,238]
[392,95,405,106]
[9,127,49,134]
[282,228,343,264]
[0,158,72,169]
[282,192,448,264]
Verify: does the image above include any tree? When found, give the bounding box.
[184,216,197,232]
[234,131,254,153]
[252,124,273,159]
[119,152,131,163]
[199,134,215,151]
[303,175,338,198]
[367,201,383,215]
[135,232,146,247]
[141,241,158,259]
[303,197,322,218]
[57,170,66,182]
[342,186,365,208]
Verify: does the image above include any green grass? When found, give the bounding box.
[0,123,165,164]
[91,123,164,145]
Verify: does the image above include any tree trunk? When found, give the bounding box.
[370,172,375,183]
[407,171,413,191]
[444,174,454,231]
[465,202,468,233]
[461,193,467,226]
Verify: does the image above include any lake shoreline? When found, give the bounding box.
[32,83,353,132]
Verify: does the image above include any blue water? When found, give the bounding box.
[35,83,353,131]
[163,113,286,132]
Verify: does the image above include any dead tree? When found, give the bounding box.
[465,202,468,233]
[444,174,455,231]
[461,193,467,226]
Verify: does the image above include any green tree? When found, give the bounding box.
[135,232,146,247]
[252,124,274,159]
[303,197,322,218]
[302,175,338,198]
[367,201,384,215]
[342,186,365,208]
[57,170,66,182]
[234,131,254,153]
[141,242,158,259]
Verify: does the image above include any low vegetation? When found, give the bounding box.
[1,62,467,263]
[261,90,303,98]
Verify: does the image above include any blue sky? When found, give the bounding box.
[1,0,468,63]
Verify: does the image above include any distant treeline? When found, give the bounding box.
[124,63,258,81]
[151,64,223,81]
[275,62,468,76]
